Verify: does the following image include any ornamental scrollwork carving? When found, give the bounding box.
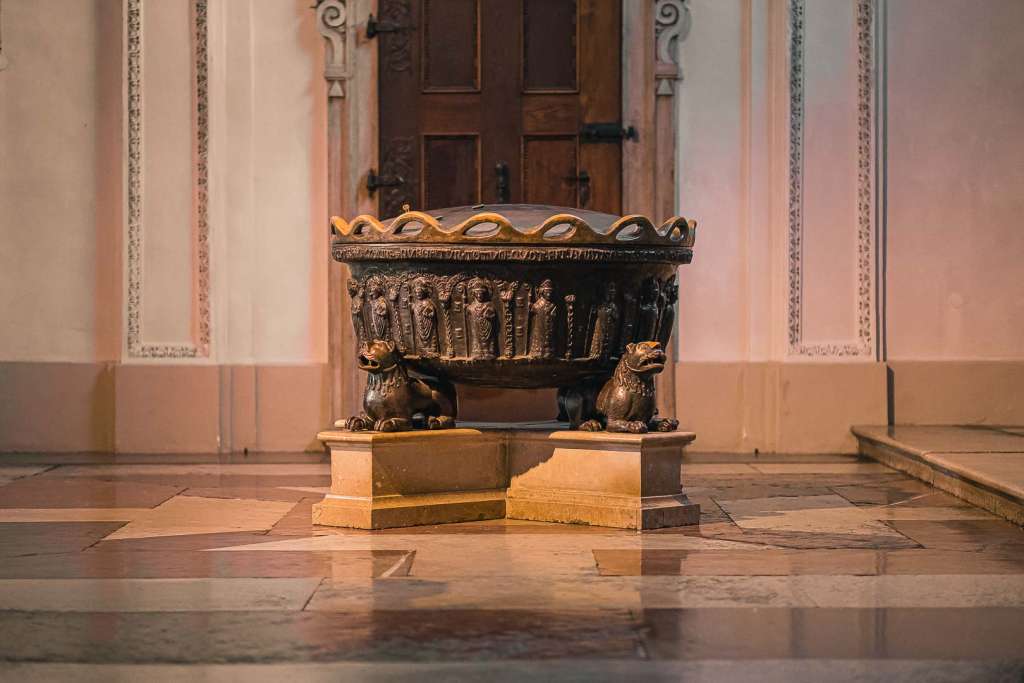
[380,0,412,73]
[655,0,691,95]
[316,0,349,98]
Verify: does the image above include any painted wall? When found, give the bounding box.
[0,0,121,362]
[1,0,1021,453]
[886,0,1024,361]
[673,0,1024,450]
[0,0,329,452]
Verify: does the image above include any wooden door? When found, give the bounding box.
[376,0,622,217]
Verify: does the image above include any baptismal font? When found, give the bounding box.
[314,204,700,530]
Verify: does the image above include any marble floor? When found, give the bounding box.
[1,452,1023,682]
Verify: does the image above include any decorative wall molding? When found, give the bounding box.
[126,0,211,359]
[316,0,349,98]
[786,0,876,359]
[0,0,8,71]
[654,0,690,95]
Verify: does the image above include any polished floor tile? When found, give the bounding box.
[886,519,1024,551]
[0,508,149,522]
[638,607,1024,660]
[715,494,912,539]
[2,451,1023,679]
[104,496,296,540]
[4,660,1023,683]
[0,522,127,558]
[0,550,414,579]
[593,549,881,576]
[0,610,644,663]
[0,477,182,509]
[0,577,323,612]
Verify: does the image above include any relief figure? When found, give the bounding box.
[657,279,678,348]
[368,281,391,342]
[528,279,558,359]
[636,278,661,342]
[411,278,439,355]
[589,282,620,359]
[467,279,498,359]
[347,279,367,350]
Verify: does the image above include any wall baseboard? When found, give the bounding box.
[1,362,329,454]
[2,360,1021,454]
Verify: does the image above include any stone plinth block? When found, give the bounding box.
[313,429,507,529]
[505,430,700,530]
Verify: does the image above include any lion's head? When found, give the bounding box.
[358,340,401,373]
[620,341,667,376]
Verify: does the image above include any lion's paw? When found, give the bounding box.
[578,419,603,432]
[651,418,679,432]
[427,415,456,430]
[344,415,372,431]
[374,418,411,432]
[626,420,649,434]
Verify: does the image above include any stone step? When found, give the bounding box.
[852,425,1024,526]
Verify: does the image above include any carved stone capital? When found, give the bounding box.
[316,0,349,98]
[655,0,691,95]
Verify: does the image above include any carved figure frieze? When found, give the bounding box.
[341,270,683,368]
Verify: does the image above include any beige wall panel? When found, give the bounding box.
[676,361,884,453]
[776,362,886,453]
[676,0,747,361]
[889,361,1024,426]
[114,365,220,453]
[886,0,1024,360]
[676,362,746,451]
[0,0,102,361]
[0,363,115,452]
[799,0,860,344]
[249,1,327,362]
[250,365,329,452]
[137,0,197,345]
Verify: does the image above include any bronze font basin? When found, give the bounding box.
[330,204,696,390]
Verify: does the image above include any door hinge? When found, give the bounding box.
[581,123,637,143]
[366,169,404,196]
[366,13,412,39]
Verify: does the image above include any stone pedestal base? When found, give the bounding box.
[505,431,699,530]
[314,426,699,531]
[313,429,506,530]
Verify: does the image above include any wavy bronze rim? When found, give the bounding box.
[330,210,697,248]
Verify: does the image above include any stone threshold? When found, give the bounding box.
[852,425,1024,526]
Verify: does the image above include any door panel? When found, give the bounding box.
[522,0,578,92]
[523,136,578,207]
[423,135,479,208]
[422,0,479,91]
[378,0,621,216]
